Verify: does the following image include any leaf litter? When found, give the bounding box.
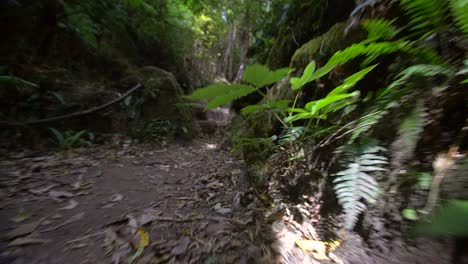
[0,137,265,263]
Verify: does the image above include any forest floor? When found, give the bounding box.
[0,133,454,264]
[0,134,269,264]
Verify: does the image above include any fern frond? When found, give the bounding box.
[391,101,426,166]
[400,0,448,37]
[450,0,468,35]
[279,126,307,145]
[348,110,388,143]
[327,40,411,67]
[362,19,400,42]
[334,140,387,230]
[380,64,451,97]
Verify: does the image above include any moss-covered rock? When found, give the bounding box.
[130,66,194,140]
[266,0,355,69]
[290,23,364,69]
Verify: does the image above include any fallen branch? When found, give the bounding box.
[0,83,142,126]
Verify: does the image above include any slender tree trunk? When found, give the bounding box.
[222,21,236,80]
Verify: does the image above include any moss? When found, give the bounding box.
[265,0,356,69]
[129,66,194,140]
[290,23,358,69]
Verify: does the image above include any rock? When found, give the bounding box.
[290,23,364,69]
[265,0,355,69]
[137,66,191,123]
[129,66,194,139]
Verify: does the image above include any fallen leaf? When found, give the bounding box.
[136,228,149,249]
[9,236,50,247]
[11,209,30,223]
[110,194,123,203]
[230,239,242,248]
[185,213,203,220]
[295,240,328,260]
[30,184,57,195]
[51,214,63,219]
[6,221,39,239]
[49,190,74,198]
[60,200,79,210]
[171,236,191,256]
[206,180,223,189]
[213,203,222,210]
[128,216,138,234]
[64,212,85,225]
[216,208,231,215]
[66,243,87,250]
[112,242,132,264]
[41,212,85,232]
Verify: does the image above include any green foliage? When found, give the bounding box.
[362,19,401,42]
[402,208,420,220]
[416,200,468,236]
[380,64,451,97]
[290,61,317,90]
[286,65,377,122]
[186,84,256,109]
[241,100,290,115]
[334,140,388,230]
[450,0,468,34]
[242,64,292,88]
[187,64,292,109]
[49,128,94,149]
[400,0,448,37]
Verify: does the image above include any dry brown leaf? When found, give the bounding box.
[9,236,50,247]
[30,185,57,195]
[49,190,74,198]
[6,221,40,239]
[171,236,191,256]
[60,200,79,210]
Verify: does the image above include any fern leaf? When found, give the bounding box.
[400,0,448,37]
[450,0,468,35]
[391,101,425,165]
[334,141,387,230]
[362,19,401,42]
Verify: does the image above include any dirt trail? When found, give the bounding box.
[0,136,263,264]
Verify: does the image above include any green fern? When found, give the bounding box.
[334,140,387,230]
[362,19,401,42]
[380,64,451,97]
[400,0,448,37]
[392,101,426,165]
[349,64,447,143]
[450,0,468,35]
